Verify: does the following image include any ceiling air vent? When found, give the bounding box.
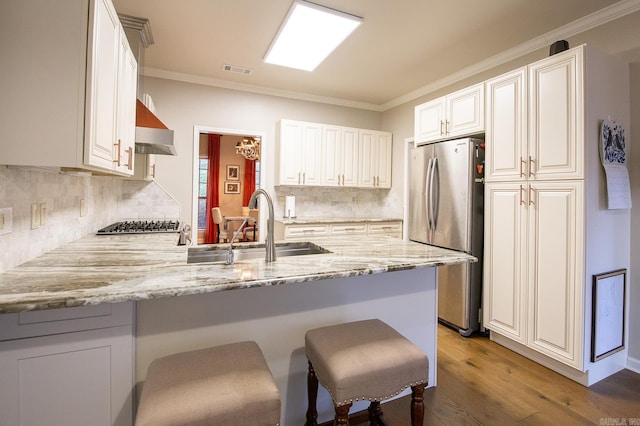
[222,64,253,75]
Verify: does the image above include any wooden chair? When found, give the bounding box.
[243,208,260,242]
[211,207,228,243]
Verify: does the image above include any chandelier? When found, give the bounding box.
[235,137,261,161]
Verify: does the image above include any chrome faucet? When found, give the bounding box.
[226,218,249,265]
[248,189,276,262]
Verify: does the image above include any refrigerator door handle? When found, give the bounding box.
[425,157,433,231]
[431,157,440,230]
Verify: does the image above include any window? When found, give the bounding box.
[198,158,208,229]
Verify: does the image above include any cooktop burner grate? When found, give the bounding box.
[97,220,180,235]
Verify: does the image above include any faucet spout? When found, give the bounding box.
[248,189,276,262]
[226,218,249,265]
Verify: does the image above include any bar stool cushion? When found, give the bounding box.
[305,319,429,407]
[136,341,280,426]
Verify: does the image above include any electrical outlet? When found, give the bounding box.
[40,202,47,226]
[0,207,12,236]
[80,198,86,217]
[31,203,40,229]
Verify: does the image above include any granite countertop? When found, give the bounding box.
[276,217,402,225]
[0,234,475,314]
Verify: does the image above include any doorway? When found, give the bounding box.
[192,126,265,245]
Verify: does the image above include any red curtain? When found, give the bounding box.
[204,134,221,243]
[242,158,257,206]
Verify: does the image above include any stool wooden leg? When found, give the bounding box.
[305,360,319,426]
[368,401,386,425]
[410,384,426,426]
[334,402,352,425]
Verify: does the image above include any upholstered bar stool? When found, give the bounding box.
[304,319,429,426]
[135,341,281,426]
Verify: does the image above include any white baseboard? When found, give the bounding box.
[627,355,640,374]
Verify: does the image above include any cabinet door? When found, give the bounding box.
[375,131,392,188]
[528,48,583,180]
[414,97,445,143]
[132,153,156,181]
[115,29,137,175]
[321,126,359,187]
[341,127,360,187]
[527,181,583,368]
[277,120,304,185]
[485,68,527,182]
[84,0,121,171]
[483,182,527,344]
[358,130,392,188]
[446,83,484,139]
[0,325,133,426]
[301,122,323,185]
[322,125,341,186]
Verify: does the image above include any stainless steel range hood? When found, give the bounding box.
[119,14,176,156]
[135,100,176,156]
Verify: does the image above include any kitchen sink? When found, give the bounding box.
[187,241,331,264]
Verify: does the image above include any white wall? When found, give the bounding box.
[144,77,397,228]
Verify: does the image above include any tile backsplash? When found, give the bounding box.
[0,166,179,272]
[274,186,402,219]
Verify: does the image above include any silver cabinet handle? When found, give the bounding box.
[126,147,133,170]
[113,140,122,166]
[529,156,535,177]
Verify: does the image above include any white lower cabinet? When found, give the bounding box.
[484,181,584,368]
[0,303,134,426]
[275,220,402,241]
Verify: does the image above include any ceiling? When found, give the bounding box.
[112,0,640,111]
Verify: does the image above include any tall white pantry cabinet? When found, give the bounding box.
[483,45,630,385]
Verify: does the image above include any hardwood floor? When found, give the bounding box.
[349,324,640,425]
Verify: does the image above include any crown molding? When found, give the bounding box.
[382,0,640,111]
[118,14,154,48]
[143,67,384,112]
[141,0,640,112]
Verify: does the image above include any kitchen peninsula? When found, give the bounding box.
[0,233,474,425]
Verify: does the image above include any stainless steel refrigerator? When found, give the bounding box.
[409,138,484,336]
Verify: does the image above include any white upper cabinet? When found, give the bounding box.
[114,27,137,175]
[277,120,392,189]
[485,67,527,182]
[528,48,583,180]
[485,47,582,182]
[322,125,359,187]
[415,83,484,143]
[1,0,137,176]
[358,130,392,189]
[276,120,322,186]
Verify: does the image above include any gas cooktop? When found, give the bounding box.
[97,220,180,235]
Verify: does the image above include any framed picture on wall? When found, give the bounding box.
[591,269,626,362]
[224,181,241,194]
[226,165,240,180]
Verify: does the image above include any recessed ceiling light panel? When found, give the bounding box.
[264,0,362,72]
